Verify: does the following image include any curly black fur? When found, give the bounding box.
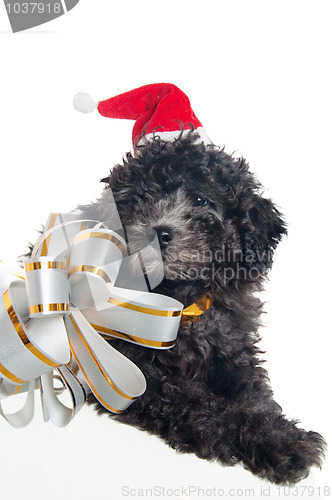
[80,133,326,484]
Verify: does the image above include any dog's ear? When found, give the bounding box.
[240,195,286,275]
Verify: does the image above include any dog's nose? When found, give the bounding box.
[152,226,173,248]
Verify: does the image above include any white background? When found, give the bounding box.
[0,1,331,499]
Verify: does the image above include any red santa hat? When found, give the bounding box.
[73,83,212,148]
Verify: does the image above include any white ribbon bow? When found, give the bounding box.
[0,212,183,427]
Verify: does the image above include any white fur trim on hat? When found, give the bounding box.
[137,127,212,146]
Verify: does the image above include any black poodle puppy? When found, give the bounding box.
[81,132,325,485]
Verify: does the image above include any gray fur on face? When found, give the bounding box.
[82,187,223,283]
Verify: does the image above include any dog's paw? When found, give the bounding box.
[236,416,326,484]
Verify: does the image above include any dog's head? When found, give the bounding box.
[86,134,286,304]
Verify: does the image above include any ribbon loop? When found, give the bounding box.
[40,364,86,427]
[68,228,126,310]
[0,378,35,428]
[0,281,69,384]
[65,308,146,413]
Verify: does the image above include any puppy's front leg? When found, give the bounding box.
[108,363,325,485]
[207,359,326,484]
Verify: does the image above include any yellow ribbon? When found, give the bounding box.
[181,296,213,321]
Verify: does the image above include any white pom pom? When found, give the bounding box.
[73,92,97,113]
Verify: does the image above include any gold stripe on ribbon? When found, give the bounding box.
[25,262,42,272]
[14,384,23,395]
[69,314,134,406]
[25,261,66,273]
[91,324,176,348]
[40,213,58,257]
[68,265,112,284]
[0,363,27,385]
[74,231,125,255]
[67,341,122,414]
[108,297,182,318]
[29,303,70,315]
[3,290,60,369]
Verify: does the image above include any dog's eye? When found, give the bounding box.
[193,196,208,207]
